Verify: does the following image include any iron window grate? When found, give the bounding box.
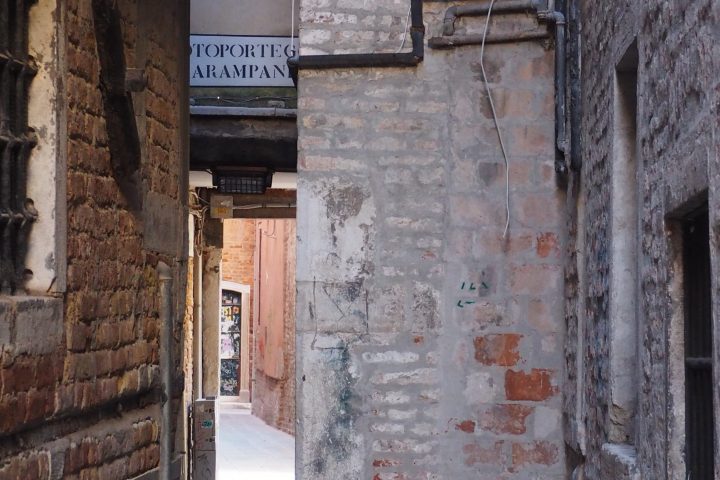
[683,206,714,480]
[0,0,38,294]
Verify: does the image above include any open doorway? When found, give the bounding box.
[219,283,250,402]
[216,218,296,480]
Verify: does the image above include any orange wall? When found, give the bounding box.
[221,218,295,435]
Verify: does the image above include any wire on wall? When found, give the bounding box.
[396,3,412,53]
[290,0,296,55]
[479,0,512,238]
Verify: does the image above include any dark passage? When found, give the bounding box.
[683,206,714,480]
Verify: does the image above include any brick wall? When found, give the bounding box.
[564,1,719,479]
[222,219,257,396]
[296,2,565,478]
[0,1,188,477]
[222,219,257,288]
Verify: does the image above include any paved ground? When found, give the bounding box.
[217,405,295,480]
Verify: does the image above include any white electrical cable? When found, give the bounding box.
[290,0,296,55]
[396,3,412,53]
[480,0,511,238]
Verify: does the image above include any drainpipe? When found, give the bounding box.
[442,0,544,36]
[567,0,582,172]
[158,261,173,480]
[287,0,423,79]
[193,252,203,399]
[538,8,568,174]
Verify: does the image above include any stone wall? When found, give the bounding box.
[564,1,719,479]
[0,1,189,478]
[296,2,566,478]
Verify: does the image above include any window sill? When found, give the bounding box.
[0,296,64,357]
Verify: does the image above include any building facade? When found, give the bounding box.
[0,0,718,479]
[295,1,566,478]
[564,1,719,479]
[294,0,719,479]
[0,0,190,478]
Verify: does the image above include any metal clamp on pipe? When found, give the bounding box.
[288,0,424,83]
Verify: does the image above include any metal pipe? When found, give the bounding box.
[193,251,203,399]
[158,261,173,480]
[429,29,548,48]
[190,106,298,118]
[288,0,423,77]
[567,0,582,171]
[538,10,568,173]
[443,0,545,36]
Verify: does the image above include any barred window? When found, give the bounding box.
[0,0,38,294]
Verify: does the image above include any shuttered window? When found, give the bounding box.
[0,0,38,294]
[683,206,714,480]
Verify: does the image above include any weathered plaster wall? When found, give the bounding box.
[0,0,189,477]
[202,248,222,397]
[191,0,299,36]
[252,219,297,436]
[564,1,719,479]
[296,2,566,478]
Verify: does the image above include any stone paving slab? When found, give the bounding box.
[217,406,295,480]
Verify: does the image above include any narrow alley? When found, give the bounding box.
[217,404,294,480]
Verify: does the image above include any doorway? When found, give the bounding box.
[219,283,250,402]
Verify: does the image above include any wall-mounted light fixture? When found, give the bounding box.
[213,168,274,195]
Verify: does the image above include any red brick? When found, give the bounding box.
[25,388,53,423]
[463,441,506,466]
[536,232,560,258]
[373,474,409,480]
[474,334,522,366]
[0,366,15,396]
[478,404,533,434]
[505,369,557,401]
[511,441,559,469]
[455,420,476,433]
[0,395,24,433]
[67,323,89,352]
[12,357,36,392]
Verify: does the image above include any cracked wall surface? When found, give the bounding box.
[296,2,566,478]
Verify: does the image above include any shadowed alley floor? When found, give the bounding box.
[217,405,295,480]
